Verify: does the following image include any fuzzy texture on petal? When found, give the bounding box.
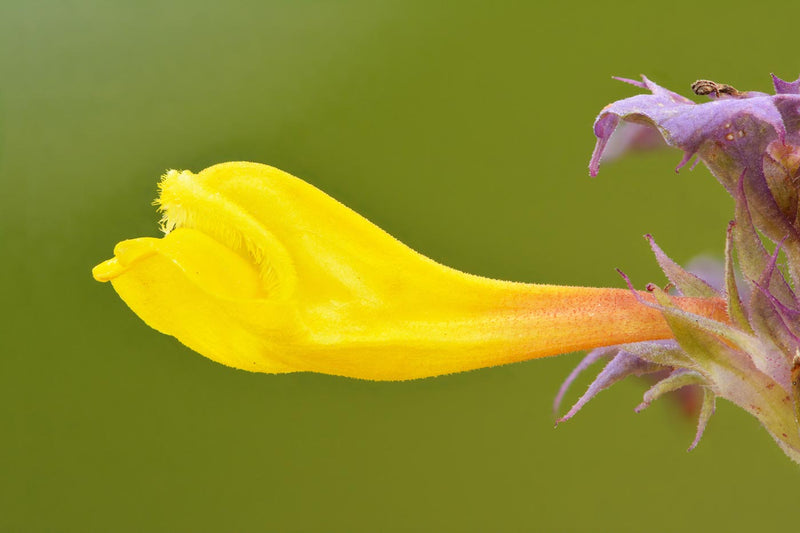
[93,163,728,381]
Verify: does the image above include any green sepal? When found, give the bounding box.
[724,221,753,333]
[649,286,800,462]
[635,369,706,413]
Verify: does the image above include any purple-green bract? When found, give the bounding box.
[555,74,800,463]
[590,74,800,176]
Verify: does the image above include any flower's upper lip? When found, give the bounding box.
[155,167,299,299]
[93,166,296,301]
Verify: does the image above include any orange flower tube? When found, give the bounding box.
[93,162,726,380]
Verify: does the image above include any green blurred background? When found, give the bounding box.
[2,1,798,531]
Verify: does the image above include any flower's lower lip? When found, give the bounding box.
[92,238,159,282]
[93,228,269,301]
[92,257,123,282]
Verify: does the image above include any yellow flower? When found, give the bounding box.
[92,162,726,380]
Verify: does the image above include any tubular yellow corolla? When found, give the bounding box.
[93,162,727,380]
